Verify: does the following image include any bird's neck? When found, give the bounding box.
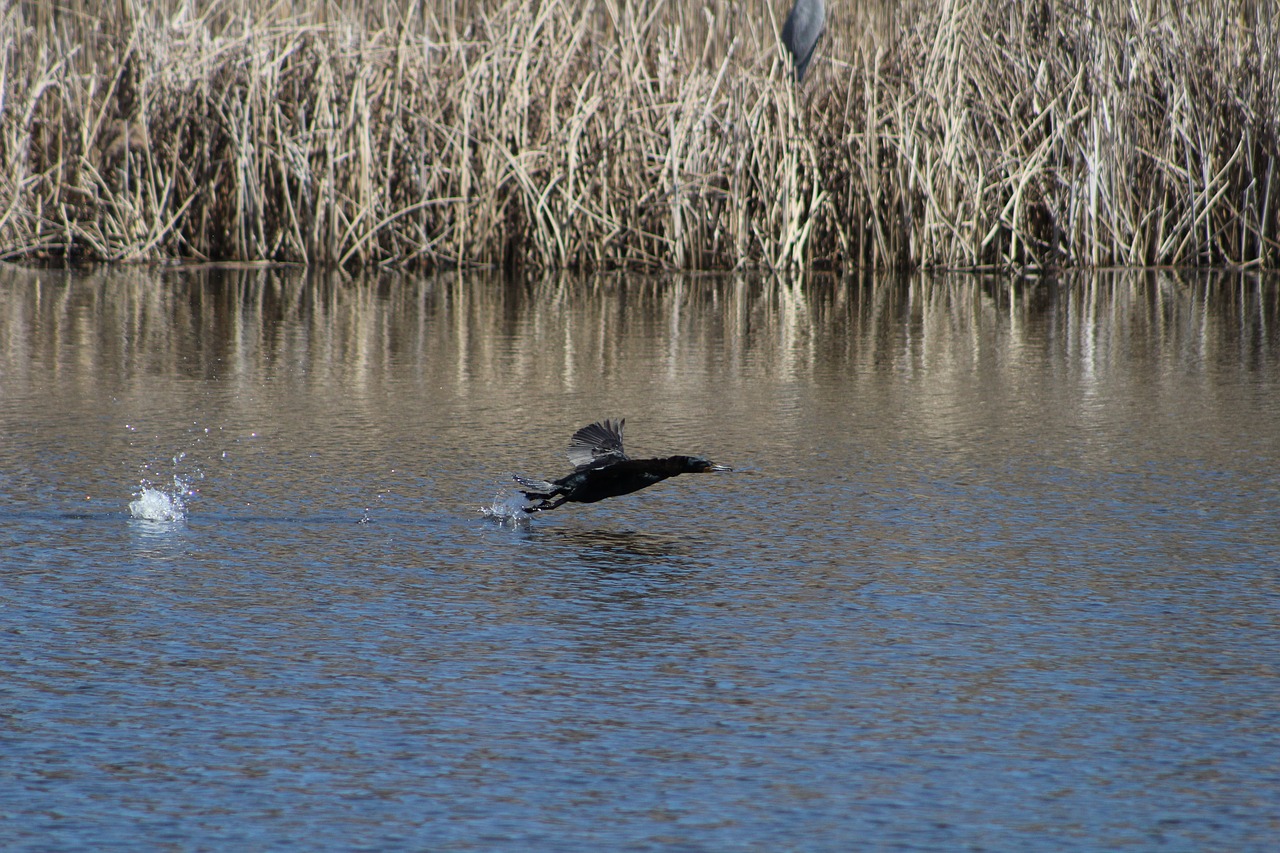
[655,456,690,475]
[623,456,685,474]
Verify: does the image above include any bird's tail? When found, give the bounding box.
[513,474,559,500]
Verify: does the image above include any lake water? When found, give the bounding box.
[2,266,1278,850]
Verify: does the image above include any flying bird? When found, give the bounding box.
[514,418,731,513]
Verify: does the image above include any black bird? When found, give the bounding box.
[514,418,731,513]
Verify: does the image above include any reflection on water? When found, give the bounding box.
[3,266,1275,404]
[1,265,1278,850]
[543,527,695,571]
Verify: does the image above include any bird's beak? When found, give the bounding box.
[708,463,733,472]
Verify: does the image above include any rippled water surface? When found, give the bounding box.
[2,268,1278,850]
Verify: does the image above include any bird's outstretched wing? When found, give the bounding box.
[566,418,628,468]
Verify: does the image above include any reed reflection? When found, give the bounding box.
[0,266,1276,408]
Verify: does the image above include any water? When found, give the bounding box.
[2,267,1278,850]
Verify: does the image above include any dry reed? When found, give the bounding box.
[1,0,1276,270]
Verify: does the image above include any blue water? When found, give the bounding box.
[1,269,1278,850]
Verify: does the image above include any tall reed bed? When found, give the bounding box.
[1,0,1276,269]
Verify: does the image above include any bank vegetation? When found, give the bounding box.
[2,0,1277,270]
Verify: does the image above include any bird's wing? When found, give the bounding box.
[566,418,628,467]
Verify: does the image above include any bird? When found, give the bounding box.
[781,0,826,83]
[513,418,731,513]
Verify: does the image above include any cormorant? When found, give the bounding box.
[514,418,731,513]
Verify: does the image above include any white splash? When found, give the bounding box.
[129,476,191,522]
[481,493,532,528]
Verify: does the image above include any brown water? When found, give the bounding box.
[2,267,1278,850]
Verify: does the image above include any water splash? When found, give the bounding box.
[129,476,191,522]
[125,423,253,525]
[129,450,202,523]
[481,492,532,528]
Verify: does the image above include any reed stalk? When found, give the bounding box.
[1,0,1276,269]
